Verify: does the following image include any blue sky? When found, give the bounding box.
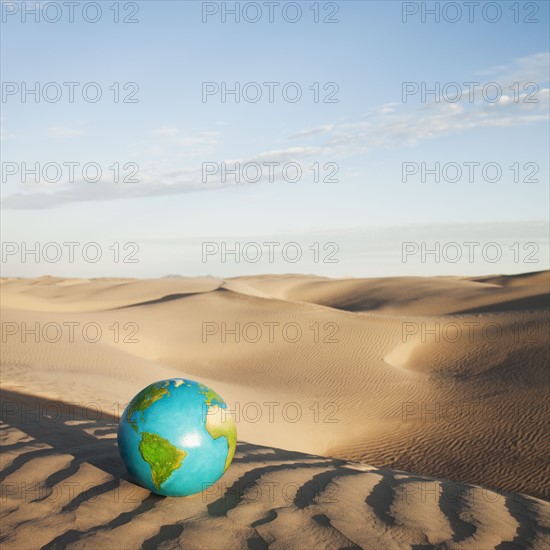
[1,0,549,277]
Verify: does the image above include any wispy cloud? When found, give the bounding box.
[314,89,548,154]
[475,52,549,84]
[288,124,335,139]
[289,53,549,155]
[1,144,326,209]
[3,53,548,209]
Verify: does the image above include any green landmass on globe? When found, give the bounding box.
[126,381,171,433]
[205,408,237,472]
[198,383,224,407]
[138,431,187,489]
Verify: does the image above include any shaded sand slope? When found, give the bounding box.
[0,276,222,313]
[232,271,549,315]
[1,273,549,502]
[1,390,549,550]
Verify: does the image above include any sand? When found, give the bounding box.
[1,271,549,548]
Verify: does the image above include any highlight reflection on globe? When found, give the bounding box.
[117,379,237,497]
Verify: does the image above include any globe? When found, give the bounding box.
[117,378,237,497]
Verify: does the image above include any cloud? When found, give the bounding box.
[1,145,326,209]
[4,53,548,209]
[288,124,334,139]
[316,88,548,154]
[476,52,549,85]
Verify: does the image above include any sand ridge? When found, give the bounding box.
[1,390,549,550]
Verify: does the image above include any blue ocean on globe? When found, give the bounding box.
[117,378,237,497]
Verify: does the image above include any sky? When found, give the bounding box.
[1,0,549,278]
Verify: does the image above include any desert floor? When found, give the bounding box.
[1,272,549,549]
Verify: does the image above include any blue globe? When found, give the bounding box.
[117,378,237,496]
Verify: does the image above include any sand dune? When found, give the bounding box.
[1,272,549,548]
[1,390,549,550]
[232,271,549,315]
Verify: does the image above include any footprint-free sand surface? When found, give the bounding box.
[1,272,549,548]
